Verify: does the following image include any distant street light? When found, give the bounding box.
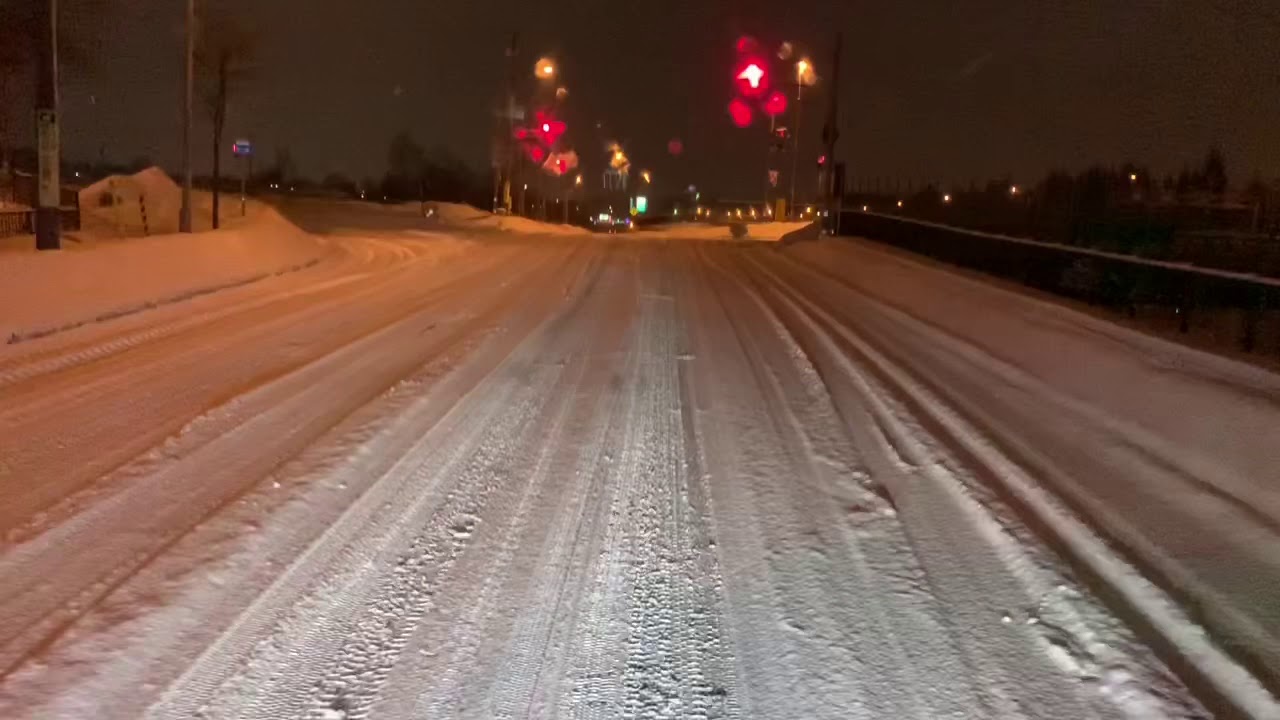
[896,200,903,208]
[862,205,869,211]
[1010,184,1020,196]
[575,174,583,186]
[535,58,557,80]
[943,194,952,203]
[789,57,817,217]
[641,170,652,183]
[1129,172,1138,182]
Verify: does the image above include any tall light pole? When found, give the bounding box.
[34,0,60,250]
[498,32,518,214]
[179,0,194,233]
[821,34,842,234]
[789,59,812,219]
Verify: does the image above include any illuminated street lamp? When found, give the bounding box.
[796,59,811,84]
[943,193,952,203]
[575,174,583,186]
[641,170,652,184]
[789,57,817,217]
[896,200,904,208]
[535,58,556,80]
[1129,172,1138,182]
[1010,184,1020,196]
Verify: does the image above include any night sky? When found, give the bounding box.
[38,0,1280,197]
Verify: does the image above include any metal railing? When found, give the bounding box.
[838,211,1279,355]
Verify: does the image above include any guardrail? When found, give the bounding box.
[0,208,82,239]
[838,211,1279,355]
[0,210,31,237]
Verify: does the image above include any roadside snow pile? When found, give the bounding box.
[494,214,588,235]
[638,221,815,241]
[430,202,492,225]
[80,167,186,236]
[427,201,588,236]
[0,205,328,343]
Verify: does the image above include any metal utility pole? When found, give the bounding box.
[34,0,60,250]
[502,32,519,214]
[821,33,843,232]
[788,75,803,219]
[179,0,194,233]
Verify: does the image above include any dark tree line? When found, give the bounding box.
[379,131,485,205]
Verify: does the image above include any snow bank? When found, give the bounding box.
[427,201,588,236]
[80,167,183,236]
[637,221,815,241]
[280,199,586,237]
[0,204,326,343]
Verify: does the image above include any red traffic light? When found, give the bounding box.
[734,59,769,98]
[728,97,753,128]
[764,90,788,116]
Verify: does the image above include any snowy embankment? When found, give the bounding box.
[429,201,589,236]
[637,221,816,241]
[1,169,329,343]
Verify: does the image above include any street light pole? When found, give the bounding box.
[789,64,806,220]
[34,0,60,250]
[179,0,194,233]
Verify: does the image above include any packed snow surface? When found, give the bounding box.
[0,212,1275,719]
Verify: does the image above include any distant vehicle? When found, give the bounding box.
[588,211,631,233]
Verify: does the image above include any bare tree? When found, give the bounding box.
[196,10,254,229]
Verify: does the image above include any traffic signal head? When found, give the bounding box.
[728,97,753,128]
[764,90,788,117]
[734,60,769,98]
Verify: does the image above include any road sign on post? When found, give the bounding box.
[232,139,252,217]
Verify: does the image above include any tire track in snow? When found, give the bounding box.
[0,245,580,679]
[0,244,593,719]
[0,241,530,539]
[376,246,642,718]
[532,249,738,720]
[730,248,1134,720]
[691,245,976,720]
[144,245,605,719]
[744,247,1259,718]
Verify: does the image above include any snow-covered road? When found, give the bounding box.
[1,217,1276,719]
